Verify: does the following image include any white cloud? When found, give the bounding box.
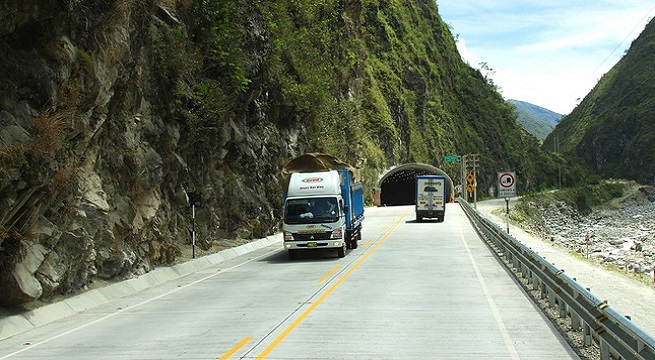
[454,37,478,66]
[438,1,655,113]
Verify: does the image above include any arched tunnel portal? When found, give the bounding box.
[376,163,454,206]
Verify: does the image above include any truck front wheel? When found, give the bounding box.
[336,243,346,258]
[349,228,361,249]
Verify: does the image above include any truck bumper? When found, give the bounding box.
[416,210,444,217]
[284,240,344,250]
[416,210,445,222]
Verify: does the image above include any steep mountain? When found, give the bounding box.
[507,99,562,141]
[543,18,655,185]
[0,0,559,306]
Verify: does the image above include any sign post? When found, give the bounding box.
[465,172,475,205]
[505,197,510,233]
[497,172,516,234]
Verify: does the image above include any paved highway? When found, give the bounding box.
[0,205,578,359]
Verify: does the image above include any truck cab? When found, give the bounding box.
[283,170,364,259]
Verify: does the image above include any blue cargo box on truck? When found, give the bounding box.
[338,169,365,242]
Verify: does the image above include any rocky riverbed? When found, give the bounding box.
[514,185,655,279]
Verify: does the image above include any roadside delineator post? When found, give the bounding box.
[187,192,202,259]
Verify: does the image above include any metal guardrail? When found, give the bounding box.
[459,199,655,360]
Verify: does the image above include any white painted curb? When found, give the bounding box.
[0,233,282,341]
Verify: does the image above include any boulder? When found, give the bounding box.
[0,243,47,306]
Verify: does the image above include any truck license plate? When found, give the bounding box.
[307,242,318,247]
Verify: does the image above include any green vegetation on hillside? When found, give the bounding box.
[149,0,571,195]
[513,180,625,221]
[543,18,655,185]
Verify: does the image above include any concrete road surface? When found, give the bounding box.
[0,204,578,359]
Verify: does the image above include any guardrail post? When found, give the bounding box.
[584,324,592,346]
[571,312,581,330]
[534,275,540,291]
[559,297,567,318]
[600,338,610,360]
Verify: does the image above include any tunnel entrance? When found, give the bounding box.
[376,163,454,206]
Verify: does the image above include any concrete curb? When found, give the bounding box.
[0,233,282,341]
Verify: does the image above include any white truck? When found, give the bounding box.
[415,175,446,222]
[282,169,365,259]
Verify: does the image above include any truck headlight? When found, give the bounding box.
[330,228,343,239]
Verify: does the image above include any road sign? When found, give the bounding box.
[497,171,516,197]
[444,155,460,163]
[466,184,475,194]
[465,173,475,183]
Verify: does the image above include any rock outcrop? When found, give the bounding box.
[0,1,288,306]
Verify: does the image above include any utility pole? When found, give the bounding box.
[470,154,479,209]
[461,154,468,199]
[556,135,562,189]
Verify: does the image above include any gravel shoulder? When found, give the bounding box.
[475,198,655,337]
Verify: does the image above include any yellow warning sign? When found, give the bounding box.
[466,173,475,183]
[466,184,475,193]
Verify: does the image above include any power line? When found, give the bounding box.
[569,5,655,107]
[590,5,655,78]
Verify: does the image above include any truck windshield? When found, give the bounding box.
[284,197,339,224]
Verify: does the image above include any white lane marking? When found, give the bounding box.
[0,248,279,359]
[457,211,521,360]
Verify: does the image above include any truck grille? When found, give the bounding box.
[292,232,332,241]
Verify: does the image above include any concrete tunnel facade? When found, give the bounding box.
[374,163,454,206]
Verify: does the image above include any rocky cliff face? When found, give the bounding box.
[0,1,293,306]
[0,0,553,308]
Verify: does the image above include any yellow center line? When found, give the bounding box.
[219,336,252,360]
[363,240,372,246]
[317,265,341,284]
[255,212,408,359]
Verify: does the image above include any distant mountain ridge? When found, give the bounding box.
[507,99,562,140]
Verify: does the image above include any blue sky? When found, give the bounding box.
[437,1,655,114]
